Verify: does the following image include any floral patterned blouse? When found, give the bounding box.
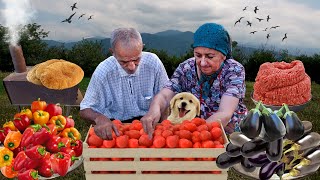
[164,57,247,134]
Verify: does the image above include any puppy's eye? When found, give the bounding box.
[189,100,193,103]
[180,97,183,100]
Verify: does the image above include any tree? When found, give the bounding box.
[67,40,107,76]
[0,23,50,71]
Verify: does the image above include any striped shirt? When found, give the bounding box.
[164,57,247,134]
[80,52,169,121]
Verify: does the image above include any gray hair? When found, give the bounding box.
[110,28,143,50]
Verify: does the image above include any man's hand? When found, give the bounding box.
[94,115,120,140]
[140,110,161,139]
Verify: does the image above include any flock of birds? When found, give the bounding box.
[61,3,94,23]
[234,6,288,42]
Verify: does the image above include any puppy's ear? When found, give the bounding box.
[170,95,177,111]
[196,98,201,116]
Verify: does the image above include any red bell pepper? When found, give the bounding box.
[45,124,58,137]
[13,114,30,132]
[71,140,83,157]
[45,103,62,118]
[50,152,71,176]
[20,124,42,148]
[64,116,75,128]
[31,126,51,146]
[45,136,65,153]
[61,148,79,165]
[17,168,38,180]
[38,152,53,177]
[25,145,47,160]
[12,143,24,158]
[0,127,11,143]
[13,151,28,172]
[24,156,41,170]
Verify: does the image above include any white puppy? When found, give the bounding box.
[167,92,200,124]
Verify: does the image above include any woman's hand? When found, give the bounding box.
[94,115,120,140]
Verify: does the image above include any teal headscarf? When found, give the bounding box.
[193,23,232,59]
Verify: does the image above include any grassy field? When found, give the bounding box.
[0,71,319,180]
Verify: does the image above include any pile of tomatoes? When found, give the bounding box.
[87,118,225,149]
[0,99,83,179]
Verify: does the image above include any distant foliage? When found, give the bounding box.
[0,23,319,84]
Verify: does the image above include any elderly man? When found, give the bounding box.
[80,28,169,140]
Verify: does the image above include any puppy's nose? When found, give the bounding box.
[181,102,187,108]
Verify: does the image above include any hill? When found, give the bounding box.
[42,30,319,57]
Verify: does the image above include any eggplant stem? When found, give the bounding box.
[289,169,300,177]
[283,103,290,113]
[284,144,300,154]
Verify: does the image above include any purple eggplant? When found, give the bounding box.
[226,143,241,157]
[284,132,320,154]
[266,137,283,162]
[240,157,256,172]
[260,105,286,142]
[289,163,320,177]
[302,121,312,135]
[283,104,304,141]
[240,102,262,139]
[248,152,270,167]
[229,132,251,147]
[241,138,268,158]
[216,152,242,169]
[259,161,284,180]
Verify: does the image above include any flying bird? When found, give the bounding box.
[256,17,264,22]
[61,12,76,23]
[262,28,268,31]
[71,3,78,11]
[250,31,257,34]
[88,15,94,20]
[266,15,271,22]
[234,17,244,26]
[282,33,288,41]
[247,21,252,27]
[243,6,248,11]
[78,13,85,19]
[270,25,280,29]
[254,6,259,13]
[266,33,270,39]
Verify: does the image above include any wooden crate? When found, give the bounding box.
[83,123,229,180]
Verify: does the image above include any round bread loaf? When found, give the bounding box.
[35,59,66,78]
[40,61,84,90]
[26,64,42,85]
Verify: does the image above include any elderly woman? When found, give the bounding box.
[141,23,247,137]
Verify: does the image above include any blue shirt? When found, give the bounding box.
[80,52,169,121]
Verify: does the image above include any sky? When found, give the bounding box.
[0,0,319,52]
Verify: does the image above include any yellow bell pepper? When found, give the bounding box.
[49,115,67,131]
[3,121,17,131]
[60,127,81,140]
[20,108,33,120]
[0,147,13,168]
[33,110,50,126]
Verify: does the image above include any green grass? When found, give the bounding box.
[0,71,319,179]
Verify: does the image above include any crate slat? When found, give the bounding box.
[83,161,227,171]
[83,148,225,158]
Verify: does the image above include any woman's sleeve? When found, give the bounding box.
[224,63,246,99]
[163,63,185,93]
